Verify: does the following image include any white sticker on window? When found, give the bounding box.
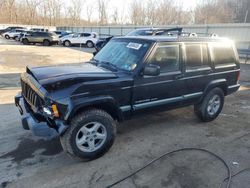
[127,42,142,50]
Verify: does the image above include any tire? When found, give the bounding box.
[60,109,116,161]
[43,39,50,46]
[194,88,224,122]
[5,35,10,39]
[14,36,18,40]
[22,38,29,45]
[86,41,94,48]
[64,40,71,47]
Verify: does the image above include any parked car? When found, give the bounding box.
[15,30,33,41]
[54,30,73,38]
[94,36,113,53]
[94,28,182,53]
[21,31,59,46]
[15,34,240,160]
[60,32,98,48]
[0,26,26,35]
[2,29,26,39]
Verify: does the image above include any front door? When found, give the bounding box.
[132,43,186,112]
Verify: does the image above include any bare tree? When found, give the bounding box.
[111,7,119,24]
[130,0,146,25]
[68,0,84,26]
[194,0,233,24]
[86,4,94,24]
[98,0,109,25]
[228,0,250,23]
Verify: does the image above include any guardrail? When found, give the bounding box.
[238,49,250,63]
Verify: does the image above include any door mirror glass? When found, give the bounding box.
[143,64,160,76]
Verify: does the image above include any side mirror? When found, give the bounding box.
[143,64,160,76]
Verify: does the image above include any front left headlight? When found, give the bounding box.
[42,104,59,117]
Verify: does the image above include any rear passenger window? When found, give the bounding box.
[185,44,210,70]
[149,44,179,73]
[83,33,91,37]
[211,43,236,66]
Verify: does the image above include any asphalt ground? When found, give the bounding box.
[0,37,250,188]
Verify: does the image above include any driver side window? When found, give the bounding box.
[149,44,180,73]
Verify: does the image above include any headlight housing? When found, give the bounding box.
[42,104,59,117]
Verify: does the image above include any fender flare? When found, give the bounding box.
[65,95,124,122]
[202,79,227,99]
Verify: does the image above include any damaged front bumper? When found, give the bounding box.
[15,94,67,139]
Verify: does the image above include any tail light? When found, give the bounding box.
[237,71,240,83]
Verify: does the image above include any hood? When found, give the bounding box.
[26,63,118,90]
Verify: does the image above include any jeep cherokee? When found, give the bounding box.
[15,36,240,160]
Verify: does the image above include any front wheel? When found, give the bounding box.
[5,35,10,39]
[60,109,116,161]
[194,88,224,122]
[22,38,29,45]
[64,40,71,47]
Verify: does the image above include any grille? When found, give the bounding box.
[21,79,43,108]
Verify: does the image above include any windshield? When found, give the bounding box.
[94,39,152,71]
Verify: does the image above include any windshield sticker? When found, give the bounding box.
[127,42,142,50]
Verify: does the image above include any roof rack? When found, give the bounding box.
[180,32,219,38]
[164,28,219,38]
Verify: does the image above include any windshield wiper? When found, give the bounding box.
[90,58,99,66]
[101,61,119,71]
[91,59,119,71]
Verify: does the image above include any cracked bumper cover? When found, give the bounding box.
[15,94,67,139]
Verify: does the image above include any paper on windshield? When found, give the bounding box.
[127,42,142,50]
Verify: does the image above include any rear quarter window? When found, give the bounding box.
[210,42,236,66]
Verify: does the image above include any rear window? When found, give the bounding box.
[210,42,236,66]
[185,43,210,70]
[40,32,49,37]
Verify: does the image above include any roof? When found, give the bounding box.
[115,36,232,43]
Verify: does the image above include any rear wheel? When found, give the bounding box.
[64,40,71,47]
[86,41,94,48]
[194,88,224,122]
[14,36,18,40]
[5,35,10,39]
[43,39,50,46]
[60,109,116,161]
[22,38,29,45]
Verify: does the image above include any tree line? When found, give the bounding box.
[0,0,249,26]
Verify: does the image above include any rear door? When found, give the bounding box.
[132,42,187,112]
[183,43,212,97]
[81,33,91,44]
[28,32,39,42]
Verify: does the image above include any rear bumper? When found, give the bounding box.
[51,40,59,45]
[227,84,240,95]
[15,94,67,139]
